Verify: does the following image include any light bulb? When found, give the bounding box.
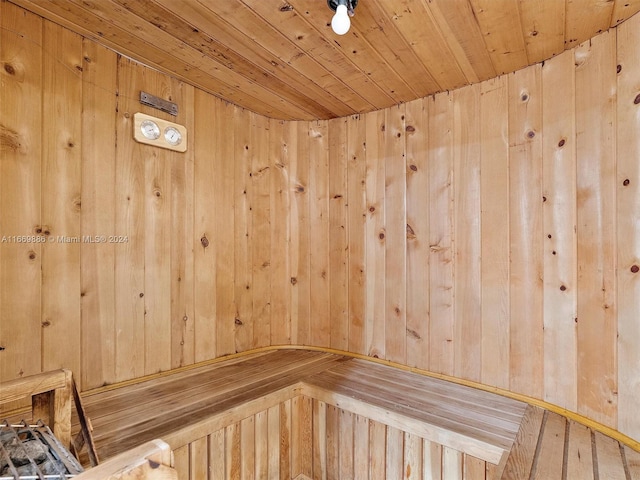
[331,4,350,35]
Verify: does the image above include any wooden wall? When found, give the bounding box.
[1,0,640,445]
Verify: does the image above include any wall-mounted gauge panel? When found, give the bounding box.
[133,112,188,152]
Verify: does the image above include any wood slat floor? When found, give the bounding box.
[69,349,640,479]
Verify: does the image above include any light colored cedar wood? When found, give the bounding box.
[225,422,241,480]
[234,107,253,353]
[255,410,269,479]
[464,455,486,480]
[428,92,454,375]
[328,117,349,351]
[467,0,528,75]
[171,442,188,479]
[347,114,367,355]
[189,436,207,480]
[353,414,370,480]
[404,98,429,371]
[518,0,565,64]
[215,101,237,357]
[383,104,407,365]
[338,409,355,479]
[143,70,173,376]
[424,441,443,480]
[541,49,578,412]
[625,445,640,479]
[452,83,482,382]
[80,39,117,390]
[268,404,281,479]
[612,0,640,26]
[565,421,594,480]
[193,88,217,363]
[507,64,543,399]
[443,447,463,480]
[210,429,226,479]
[279,398,292,480]
[170,79,195,370]
[616,10,640,442]
[290,121,311,346]
[479,75,510,390]
[501,405,544,480]
[594,431,627,480]
[270,119,291,346]
[292,396,313,478]
[325,404,339,479]
[530,412,566,480]
[0,1,42,383]
[364,109,386,359]
[312,399,327,480]
[241,415,256,480]
[113,58,147,382]
[575,31,618,426]
[386,426,404,479]
[565,0,614,48]
[373,0,467,92]
[369,420,387,480]
[251,112,271,349]
[404,432,423,480]
[308,121,331,347]
[40,22,82,372]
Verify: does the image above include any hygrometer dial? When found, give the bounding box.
[164,126,183,146]
[140,119,160,140]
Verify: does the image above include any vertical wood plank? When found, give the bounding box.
[616,10,640,441]
[328,117,349,351]
[309,121,330,347]
[428,92,454,375]
[312,399,327,480]
[114,58,146,381]
[624,446,640,479]
[326,405,340,479]
[442,448,463,480]
[41,21,82,377]
[405,98,430,371]
[479,75,510,390]
[280,399,292,480]
[210,429,226,480]
[193,89,217,363]
[270,119,291,346]
[369,421,386,480]
[339,409,354,479]
[384,104,407,365]
[255,410,269,479]
[347,114,367,355]
[575,31,618,426]
[190,436,209,480]
[290,121,311,346]
[241,416,255,480]
[268,405,281,479]
[565,421,594,480]
[541,49,578,411]
[507,65,543,398]
[80,39,117,390]
[251,112,271,348]
[173,444,190,480]
[364,110,386,359]
[463,455,486,480]
[531,413,566,480]
[292,396,313,478]
[404,433,423,480]
[353,415,370,480]
[233,106,252,354]
[594,431,626,480]
[226,422,241,480]
[170,80,195,369]
[423,441,443,480]
[386,426,404,480]
[452,83,482,382]
[215,101,236,357]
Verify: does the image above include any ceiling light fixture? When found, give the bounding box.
[327,0,358,36]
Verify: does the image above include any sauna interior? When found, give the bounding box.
[1,0,640,478]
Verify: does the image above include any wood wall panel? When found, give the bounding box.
[2,1,640,445]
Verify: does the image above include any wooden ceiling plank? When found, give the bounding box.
[110,0,339,120]
[611,0,640,27]
[12,0,313,119]
[148,0,354,119]
[374,0,468,91]
[349,0,440,99]
[565,0,615,49]
[424,0,496,84]
[192,0,371,115]
[518,0,565,65]
[468,0,529,75]
[285,0,419,105]
[240,0,387,111]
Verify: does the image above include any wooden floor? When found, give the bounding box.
[70,349,640,479]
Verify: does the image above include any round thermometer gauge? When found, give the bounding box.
[164,126,183,146]
[140,120,160,140]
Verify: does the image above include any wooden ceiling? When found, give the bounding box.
[11,0,640,120]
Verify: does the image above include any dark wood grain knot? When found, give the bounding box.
[631,265,639,273]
